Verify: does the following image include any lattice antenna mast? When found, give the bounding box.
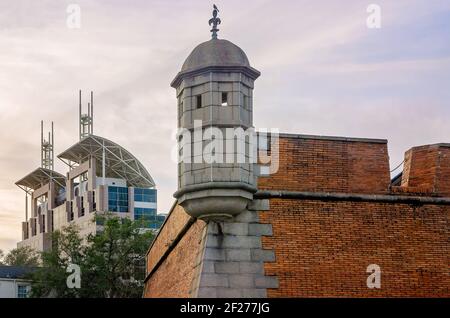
[79,90,94,140]
[41,120,54,170]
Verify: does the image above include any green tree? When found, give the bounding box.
[0,249,4,264]
[82,215,153,298]
[30,214,154,298]
[31,223,84,297]
[3,246,40,267]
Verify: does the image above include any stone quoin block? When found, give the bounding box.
[251,249,276,262]
[239,261,265,274]
[196,287,218,298]
[247,199,270,211]
[254,276,279,289]
[200,260,216,273]
[216,288,243,298]
[242,288,267,298]
[222,222,249,236]
[199,273,229,288]
[225,248,252,261]
[214,261,240,274]
[203,248,226,261]
[248,223,273,236]
[229,274,255,288]
[206,235,261,249]
[233,210,259,223]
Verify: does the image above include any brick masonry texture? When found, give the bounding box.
[401,144,450,196]
[144,204,206,298]
[146,204,192,274]
[144,136,450,298]
[258,136,391,194]
[259,199,449,297]
[255,136,449,297]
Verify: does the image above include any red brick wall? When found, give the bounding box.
[144,204,206,298]
[436,147,450,195]
[258,136,390,194]
[401,146,438,190]
[401,144,450,196]
[146,204,191,273]
[260,198,449,297]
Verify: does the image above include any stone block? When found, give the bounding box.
[201,260,215,273]
[248,223,273,236]
[216,235,261,249]
[226,248,251,261]
[254,276,279,289]
[216,288,243,298]
[214,261,240,274]
[242,288,267,298]
[204,247,226,261]
[199,273,229,287]
[196,287,218,298]
[222,222,248,236]
[239,261,264,274]
[251,249,275,262]
[233,210,259,223]
[229,274,255,288]
[247,199,270,211]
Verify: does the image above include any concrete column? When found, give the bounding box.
[128,187,135,217]
[48,181,55,209]
[88,157,96,191]
[66,172,73,201]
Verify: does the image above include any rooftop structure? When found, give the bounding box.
[15,91,163,252]
[58,135,155,188]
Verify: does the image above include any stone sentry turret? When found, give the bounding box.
[172,5,261,220]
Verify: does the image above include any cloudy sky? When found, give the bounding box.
[1,0,449,252]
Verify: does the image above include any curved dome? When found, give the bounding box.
[181,39,251,72]
[58,135,155,188]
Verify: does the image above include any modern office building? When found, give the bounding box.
[15,91,163,252]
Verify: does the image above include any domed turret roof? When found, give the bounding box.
[181,39,250,72]
[170,5,260,88]
[171,38,260,87]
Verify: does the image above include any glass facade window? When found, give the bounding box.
[108,186,129,213]
[134,188,156,203]
[17,285,29,298]
[134,207,156,220]
[134,208,164,229]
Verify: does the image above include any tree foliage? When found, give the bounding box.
[30,223,84,297]
[1,246,40,267]
[30,214,154,298]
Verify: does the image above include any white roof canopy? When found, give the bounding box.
[57,135,155,188]
[15,167,66,194]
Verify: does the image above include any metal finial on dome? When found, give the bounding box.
[208,4,221,39]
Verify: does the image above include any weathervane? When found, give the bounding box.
[209,4,221,39]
